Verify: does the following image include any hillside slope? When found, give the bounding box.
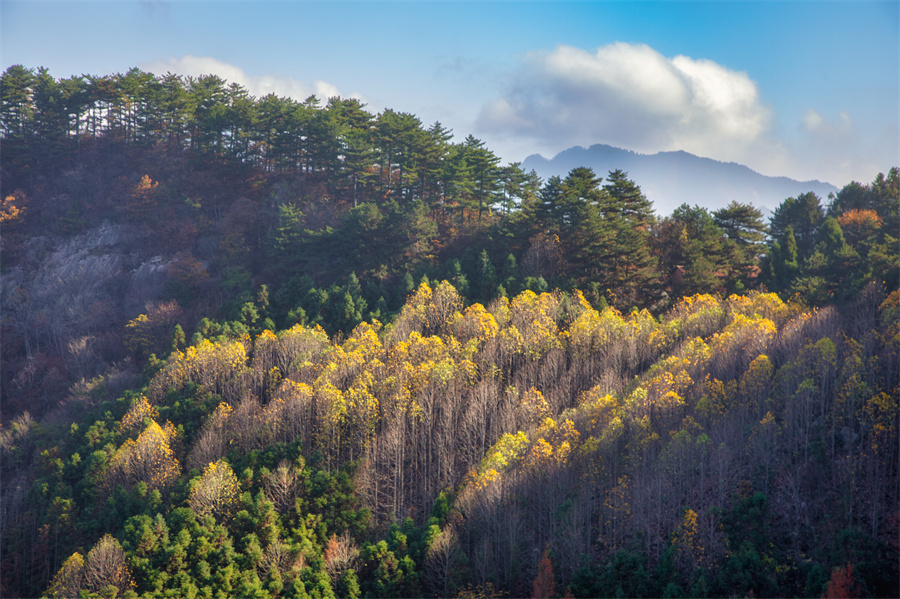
[2,283,898,598]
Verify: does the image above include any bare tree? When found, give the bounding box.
[323,532,360,579]
[82,534,132,595]
[264,459,302,514]
[424,525,463,597]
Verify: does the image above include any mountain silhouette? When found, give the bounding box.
[521,144,838,217]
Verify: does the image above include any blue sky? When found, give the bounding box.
[2,1,898,187]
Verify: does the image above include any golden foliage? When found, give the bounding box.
[697,376,737,423]
[863,391,899,455]
[105,420,180,492]
[666,294,725,340]
[527,417,580,467]
[838,209,883,245]
[389,281,463,341]
[478,431,530,478]
[509,290,563,358]
[118,395,159,436]
[0,189,28,224]
[148,337,249,403]
[451,303,499,345]
[126,174,161,221]
[672,508,701,571]
[47,552,85,599]
[566,305,628,359]
[189,459,240,522]
[727,291,792,327]
[517,387,551,427]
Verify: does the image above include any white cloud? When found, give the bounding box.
[794,108,882,184]
[802,108,852,140]
[139,55,357,103]
[803,108,824,132]
[476,42,788,174]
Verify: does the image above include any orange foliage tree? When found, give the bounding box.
[822,563,863,598]
[532,545,556,598]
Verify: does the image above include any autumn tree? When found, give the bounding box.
[188,459,240,522]
[532,545,557,599]
[49,534,133,598]
[83,534,133,595]
[0,189,28,224]
[124,300,184,362]
[47,552,85,599]
[104,420,180,493]
[324,532,360,579]
[263,459,302,513]
[424,525,463,597]
[822,563,863,599]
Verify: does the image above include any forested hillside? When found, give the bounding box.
[1,66,898,598]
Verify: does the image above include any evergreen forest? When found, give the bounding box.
[1,65,898,598]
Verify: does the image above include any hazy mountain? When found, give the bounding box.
[522,144,839,217]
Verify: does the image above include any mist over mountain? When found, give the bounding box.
[522,144,839,217]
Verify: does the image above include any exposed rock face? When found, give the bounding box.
[1,222,173,414]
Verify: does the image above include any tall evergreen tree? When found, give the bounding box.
[713,201,768,292]
[658,204,727,296]
[462,135,501,223]
[601,168,655,226]
[596,170,659,306]
[1,65,36,139]
[769,192,824,264]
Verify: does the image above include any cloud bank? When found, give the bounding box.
[140,55,353,103]
[477,43,791,176]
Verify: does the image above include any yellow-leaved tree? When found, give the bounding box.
[148,337,249,404]
[117,395,158,436]
[189,459,240,522]
[48,534,133,598]
[104,420,180,493]
[0,189,28,224]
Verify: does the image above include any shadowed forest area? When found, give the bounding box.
[1,66,898,598]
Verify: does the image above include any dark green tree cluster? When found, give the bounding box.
[763,173,900,304]
[652,200,769,298]
[1,65,535,225]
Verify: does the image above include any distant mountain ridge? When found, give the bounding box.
[521,144,838,217]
